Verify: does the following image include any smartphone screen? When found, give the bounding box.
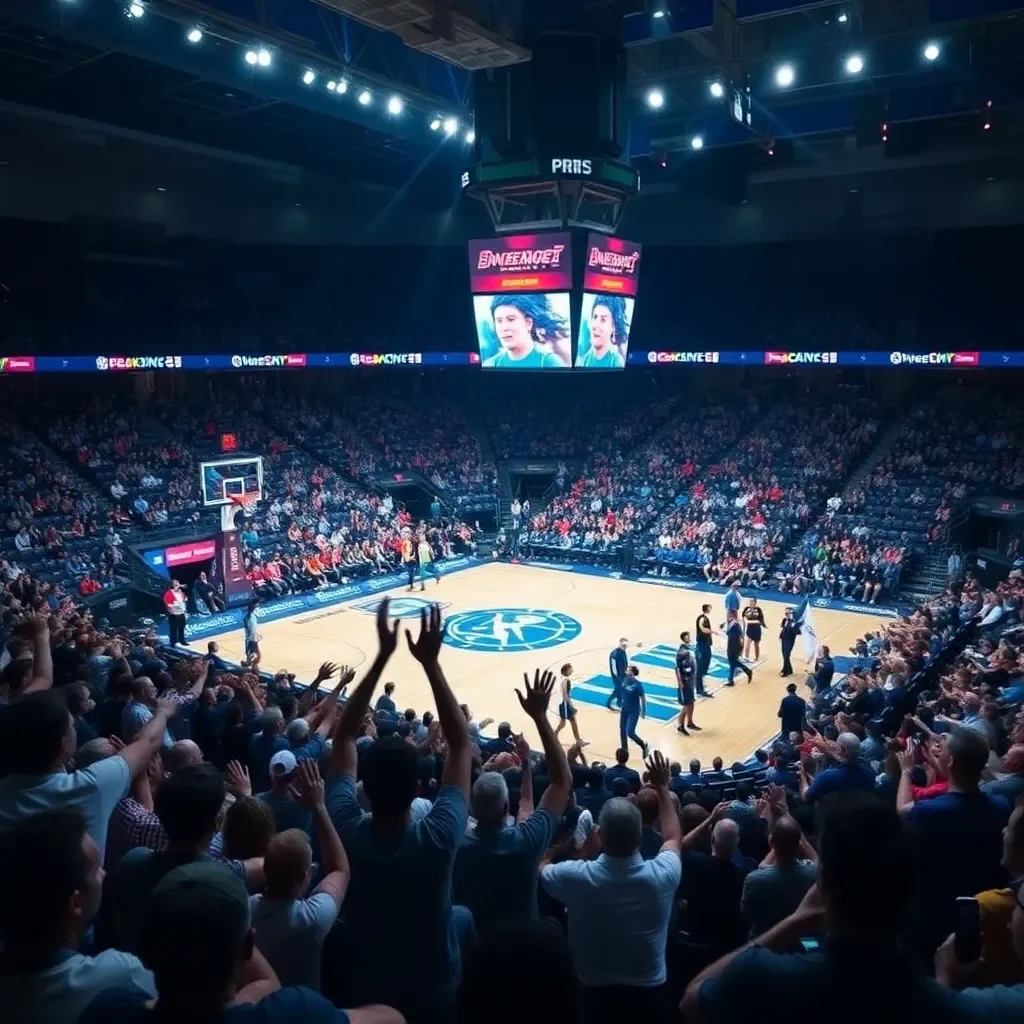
[954,896,981,963]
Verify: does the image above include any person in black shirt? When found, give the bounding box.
[725,611,753,686]
[742,598,767,661]
[808,646,835,695]
[779,608,800,678]
[695,605,715,699]
[676,631,701,736]
[777,683,807,737]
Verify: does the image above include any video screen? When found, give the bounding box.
[200,457,264,506]
[583,234,643,297]
[575,292,635,370]
[473,292,572,369]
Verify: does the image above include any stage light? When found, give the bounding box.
[645,87,665,109]
[845,54,864,74]
[775,64,795,88]
[691,135,704,150]
[127,1,145,17]
[244,50,258,65]
[358,89,372,106]
[465,130,475,144]
[256,48,271,67]
[301,69,316,86]
[337,79,348,94]
[709,80,724,99]
[923,42,940,62]
[186,26,203,44]
[156,186,166,192]
[387,95,403,115]
[652,8,666,18]
[326,80,337,91]
[443,117,458,136]
[983,122,991,131]
[837,11,848,23]
[430,118,441,131]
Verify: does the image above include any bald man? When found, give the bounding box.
[741,816,818,937]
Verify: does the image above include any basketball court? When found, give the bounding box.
[203,561,892,767]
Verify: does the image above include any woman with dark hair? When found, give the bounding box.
[576,294,629,368]
[483,293,569,368]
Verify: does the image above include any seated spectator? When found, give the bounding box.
[0,809,156,1022]
[604,747,642,793]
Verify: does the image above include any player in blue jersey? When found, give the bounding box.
[576,295,629,368]
[483,294,569,368]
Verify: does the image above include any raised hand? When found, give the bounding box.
[644,749,671,789]
[515,669,556,720]
[226,760,252,798]
[155,697,180,720]
[289,758,326,809]
[338,666,356,688]
[513,733,531,764]
[314,662,339,685]
[375,598,400,660]
[406,604,445,666]
[897,740,917,773]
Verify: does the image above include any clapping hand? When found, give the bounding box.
[289,758,326,810]
[406,604,445,666]
[155,697,180,720]
[375,598,400,660]
[226,760,252,798]
[644,749,671,789]
[897,740,917,773]
[515,669,555,721]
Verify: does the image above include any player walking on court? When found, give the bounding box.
[401,529,417,591]
[242,599,261,670]
[417,532,441,591]
[554,662,586,749]
[606,637,629,710]
[618,666,648,758]
[675,631,701,736]
[742,597,767,661]
[725,609,753,686]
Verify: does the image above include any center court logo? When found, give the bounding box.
[443,608,582,653]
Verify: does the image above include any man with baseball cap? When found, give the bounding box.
[81,861,402,1023]
[258,750,312,835]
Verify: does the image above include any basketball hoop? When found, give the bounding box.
[221,493,259,533]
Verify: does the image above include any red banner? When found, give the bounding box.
[583,234,643,297]
[467,233,573,294]
[164,539,217,568]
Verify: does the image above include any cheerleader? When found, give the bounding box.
[742,596,767,661]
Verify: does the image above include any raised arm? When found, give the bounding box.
[330,602,398,780]
[292,759,350,910]
[24,616,54,694]
[645,750,682,853]
[307,666,354,736]
[298,662,338,718]
[117,700,177,778]
[517,669,571,818]
[406,605,471,800]
[514,734,535,821]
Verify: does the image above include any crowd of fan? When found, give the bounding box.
[646,397,882,588]
[526,397,764,552]
[2,564,1024,1022]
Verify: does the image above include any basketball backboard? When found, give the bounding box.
[199,456,264,507]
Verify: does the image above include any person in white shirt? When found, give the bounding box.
[539,751,682,1020]
[0,808,156,1023]
[249,760,349,991]
[0,688,175,861]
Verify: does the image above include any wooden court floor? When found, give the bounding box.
[206,563,892,767]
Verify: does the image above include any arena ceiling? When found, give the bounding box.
[0,1,1022,209]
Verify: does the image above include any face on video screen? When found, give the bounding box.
[473,293,572,370]
[575,293,634,370]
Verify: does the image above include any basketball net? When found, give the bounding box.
[222,493,258,533]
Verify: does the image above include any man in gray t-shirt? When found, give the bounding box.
[741,815,818,938]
